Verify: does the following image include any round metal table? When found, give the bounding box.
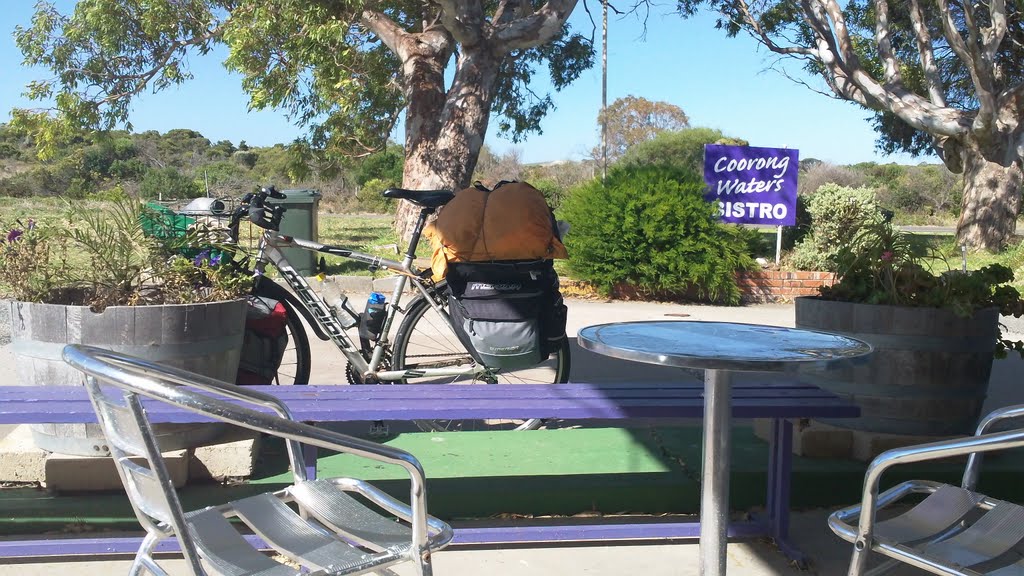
[577,321,872,576]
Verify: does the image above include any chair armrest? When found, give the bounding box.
[974,403,1024,436]
[963,404,1024,489]
[850,428,1024,559]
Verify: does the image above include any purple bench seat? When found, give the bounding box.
[0,381,858,564]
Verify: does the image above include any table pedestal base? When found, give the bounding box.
[701,369,732,576]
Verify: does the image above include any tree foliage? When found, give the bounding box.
[13,0,593,209]
[679,0,1024,250]
[595,96,690,163]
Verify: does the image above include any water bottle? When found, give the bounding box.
[359,292,387,341]
[320,277,359,329]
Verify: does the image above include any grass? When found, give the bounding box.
[317,213,402,275]
[7,196,1024,291]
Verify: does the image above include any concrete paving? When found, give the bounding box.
[0,507,912,576]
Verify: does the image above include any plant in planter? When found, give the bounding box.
[0,197,253,456]
[796,217,1024,446]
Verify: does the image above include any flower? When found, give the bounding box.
[193,250,211,266]
[880,250,893,262]
[0,197,252,308]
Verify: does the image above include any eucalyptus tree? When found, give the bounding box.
[678,0,1024,250]
[14,0,593,236]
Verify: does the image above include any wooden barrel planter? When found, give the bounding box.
[8,299,247,456]
[795,296,998,436]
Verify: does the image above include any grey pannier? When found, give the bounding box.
[446,260,563,370]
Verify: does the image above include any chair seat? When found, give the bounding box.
[831,482,1024,576]
[185,478,447,576]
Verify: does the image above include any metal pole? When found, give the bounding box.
[601,0,608,182]
[701,368,732,576]
[775,225,783,264]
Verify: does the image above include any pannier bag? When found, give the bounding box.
[446,260,567,370]
[236,296,290,385]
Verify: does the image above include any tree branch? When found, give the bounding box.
[738,0,967,137]
[95,24,224,105]
[936,0,995,122]
[872,0,902,83]
[729,2,816,56]
[491,0,579,51]
[908,0,946,106]
[984,0,1008,68]
[434,0,485,45]
[493,0,528,27]
[817,0,859,68]
[360,10,414,60]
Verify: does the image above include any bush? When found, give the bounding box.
[354,178,396,213]
[617,127,742,174]
[0,168,57,197]
[233,150,259,169]
[798,162,866,196]
[559,165,756,304]
[354,145,404,186]
[139,167,203,200]
[787,183,881,271]
[87,183,131,202]
[528,177,567,211]
[781,194,812,250]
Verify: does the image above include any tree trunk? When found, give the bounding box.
[396,46,501,242]
[955,138,1023,251]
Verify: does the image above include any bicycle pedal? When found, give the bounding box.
[368,421,389,437]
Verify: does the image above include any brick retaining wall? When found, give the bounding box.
[738,270,835,303]
[563,270,834,304]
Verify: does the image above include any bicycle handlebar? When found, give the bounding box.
[229,185,287,237]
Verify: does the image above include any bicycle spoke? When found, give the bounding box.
[392,288,570,431]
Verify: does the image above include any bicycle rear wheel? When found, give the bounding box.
[253,281,311,385]
[391,285,570,431]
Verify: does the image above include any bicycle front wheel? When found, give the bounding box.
[391,285,571,432]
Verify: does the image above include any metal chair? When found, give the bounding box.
[829,403,1024,576]
[62,344,452,576]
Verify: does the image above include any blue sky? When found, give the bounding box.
[0,3,929,166]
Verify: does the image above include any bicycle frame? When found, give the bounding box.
[251,230,486,382]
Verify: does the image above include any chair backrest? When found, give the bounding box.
[77,354,208,574]
[64,344,314,576]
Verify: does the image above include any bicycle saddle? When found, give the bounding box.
[382,188,455,208]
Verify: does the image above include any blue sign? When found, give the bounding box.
[703,144,798,226]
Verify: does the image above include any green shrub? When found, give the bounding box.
[354,145,404,186]
[528,177,567,210]
[87,183,130,202]
[139,167,203,200]
[354,178,396,214]
[781,194,811,250]
[617,127,742,174]
[560,165,756,304]
[787,183,881,271]
[233,150,259,169]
